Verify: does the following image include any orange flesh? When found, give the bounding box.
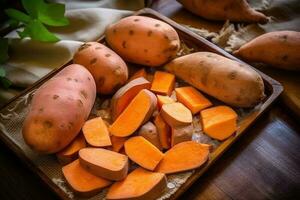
[109,90,153,137]
[125,136,164,171]
[62,159,111,193]
[151,71,175,96]
[154,114,171,149]
[200,106,238,141]
[128,68,147,82]
[106,168,166,199]
[110,136,128,152]
[175,86,212,114]
[82,117,111,147]
[157,95,175,109]
[57,134,86,157]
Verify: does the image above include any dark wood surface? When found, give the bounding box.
[0,1,300,200]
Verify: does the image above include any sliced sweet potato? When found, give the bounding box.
[138,122,162,150]
[79,148,128,181]
[109,136,128,152]
[111,77,151,120]
[161,102,192,127]
[151,71,175,96]
[124,136,164,171]
[62,159,112,197]
[171,124,193,147]
[156,141,209,174]
[82,117,111,147]
[200,106,237,141]
[157,95,175,110]
[56,134,86,165]
[106,167,167,200]
[109,89,157,137]
[175,86,212,114]
[128,68,147,82]
[154,114,171,149]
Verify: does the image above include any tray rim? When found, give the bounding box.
[0,8,283,200]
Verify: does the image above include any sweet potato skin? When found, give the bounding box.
[234,31,300,71]
[178,0,268,23]
[105,16,180,67]
[22,64,96,154]
[165,52,265,107]
[73,42,128,94]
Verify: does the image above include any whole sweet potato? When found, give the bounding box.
[105,16,180,67]
[165,52,265,107]
[234,31,300,71]
[178,0,268,23]
[73,42,128,94]
[22,64,96,154]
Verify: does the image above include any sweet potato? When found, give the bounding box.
[151,71,175,96]
[234,31,300,71]
[156,141,209,174]
[79,148,128,181]
[128,68,147,82]
[124,136,164,171]
[62,159,111,197]
[109,89,157,137]
[171,124,193,147]
[73,42,128,94]
[110,136,128,152]
[22,64,96,154]
[178,0,268,23]
[154,114,171,149]
[138,122,162,150]
[157,95,175,110]
[56,133,86,165]
[105,16,180,67]
[161,102,192,127]
[200,106,237,141]
[82,117,111,147]
[111,77,151,120]
[106,167,167,200]
[165,52,265,108]
[175,86,212,114]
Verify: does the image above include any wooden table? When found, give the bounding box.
[1,1,300,200]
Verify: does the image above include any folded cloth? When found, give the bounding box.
[1,0,144,106]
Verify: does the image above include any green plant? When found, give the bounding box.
[0,0,69,88]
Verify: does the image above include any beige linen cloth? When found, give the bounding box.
[0,0,144,106]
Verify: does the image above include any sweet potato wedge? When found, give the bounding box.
[161,102,192,127]
[171,124,193,147]
[106,168,167,200]
[154,114,171,149]
[79,148,128,181]
[156,141,209,174]
[151,71,175,96]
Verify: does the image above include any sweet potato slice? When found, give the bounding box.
[161,102,192,127]
[151,71,175,96]
[106,167,167,200]
[109,89,157,137]
[138,122,162,150]
[82,117,111,147]
[124,136,164,171]
[79,148,128,181]
[175,87,212,114]
[200,106,237,141]
[111,77,151,120]
[56,134,86,164]
[171,124,193,147]
[62,159,111,197]
[154,114,171,149]
[128,68,147,82]
[157,95,175,110]
[156,141,209,174]
[109,136,128,152]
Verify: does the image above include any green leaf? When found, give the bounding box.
[25,19,60,42]
[5,8,31,23]
[38,2,69,26]
[0,67,5,77]
[21,0,42,18]
[17,28,30,39]
[0,38,9,64]
[8,19,20,28]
